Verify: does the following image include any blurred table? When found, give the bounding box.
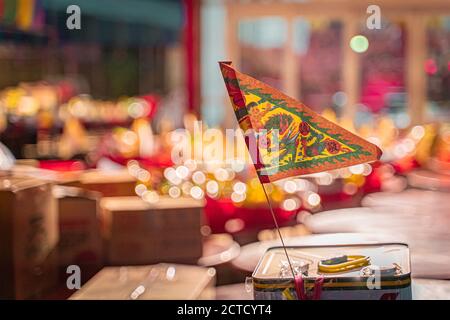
[413,279,450,300]
[199,234,241,285]
[407,170,450,191]
[302,189,450,279]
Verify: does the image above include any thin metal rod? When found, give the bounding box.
[260,182,297,281]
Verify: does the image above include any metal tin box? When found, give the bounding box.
[252,243,412,300]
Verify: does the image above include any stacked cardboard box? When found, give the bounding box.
[101,196,204,265]
[54,186,103,281]
[67,170,137,197]
[0,176,58,299]
[70,264,216,299]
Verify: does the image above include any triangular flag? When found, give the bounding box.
[219,61,382,183]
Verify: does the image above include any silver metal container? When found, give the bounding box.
[252,243,412,300]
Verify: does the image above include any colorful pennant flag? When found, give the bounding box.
[219,61,382,183]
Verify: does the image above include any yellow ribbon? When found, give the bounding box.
[318,255,370,273]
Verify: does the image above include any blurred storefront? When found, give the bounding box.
[202,0,449,128]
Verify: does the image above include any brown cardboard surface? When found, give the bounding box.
[67,170,137,197]
[69,264,216,300]
[0,176,59,299]
[100,196,204,265]
[55,186,103,274]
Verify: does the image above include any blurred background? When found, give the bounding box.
[0,0,449,300]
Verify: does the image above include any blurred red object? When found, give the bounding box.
[362,162,383,193]
[204,197,296,234]
[391,155,420,174]
[56,81,77,103]
[140,94,159,119]
[39,160,85,172]
[104,154,173,169]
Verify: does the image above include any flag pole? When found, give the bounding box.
[260,182,297,282]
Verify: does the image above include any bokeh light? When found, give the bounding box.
[350,35,369,53]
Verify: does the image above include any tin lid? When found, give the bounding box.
[253,243,410,280]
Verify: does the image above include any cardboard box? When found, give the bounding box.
[7,164,82,185]
[67,170,137,197]
[0,176,59,299]
[70,264,216,300]
[101,196,204,265]
[54,186,103,280]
